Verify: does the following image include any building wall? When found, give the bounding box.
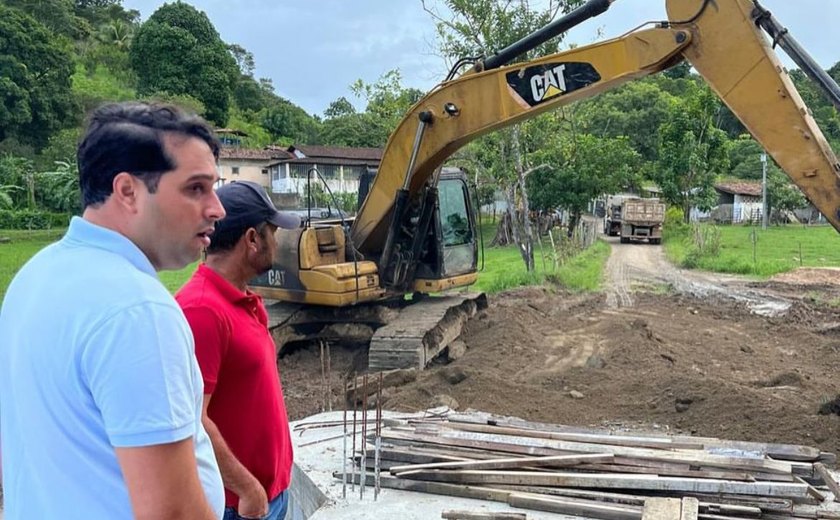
[218,159,271,187]
[734,194,762,223]
[269,162,365,196]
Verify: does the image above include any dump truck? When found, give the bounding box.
[620,198,666,245]
[603,196,625,236]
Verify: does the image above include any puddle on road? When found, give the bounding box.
[671,278,791,317]
[747,299,791,317]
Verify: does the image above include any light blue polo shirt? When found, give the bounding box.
[0,217,224,518]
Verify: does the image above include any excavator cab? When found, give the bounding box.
[411,168,479,292]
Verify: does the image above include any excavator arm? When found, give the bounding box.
[253,0,840,369]
[352,0,840,258]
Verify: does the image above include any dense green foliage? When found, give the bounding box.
[0,5,78,150]
[130,3,238,125]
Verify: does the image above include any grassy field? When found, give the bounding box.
[664,223,840,277]
[473,231,609,293]
[1,218,609,301]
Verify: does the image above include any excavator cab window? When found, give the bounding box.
[436,175,477,277]
[440,180,473,247]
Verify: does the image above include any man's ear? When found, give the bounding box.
[111,172,139,212]
[244,227,260,251]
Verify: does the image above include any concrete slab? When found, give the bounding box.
[286,410,578,520]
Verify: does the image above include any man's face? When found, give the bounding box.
[253,222,279,275]
[135,135,225,271]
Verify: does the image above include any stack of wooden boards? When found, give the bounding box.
[336,410,840,519]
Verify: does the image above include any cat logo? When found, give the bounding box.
[531,64,567,102]
[506,62,601,107]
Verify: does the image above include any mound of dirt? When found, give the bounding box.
[771,267,840,286]
[279,284,840,454]
[276,242,840,455]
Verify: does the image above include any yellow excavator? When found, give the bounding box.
[250,0,840,370]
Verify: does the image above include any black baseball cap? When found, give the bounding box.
[214,181,300,236]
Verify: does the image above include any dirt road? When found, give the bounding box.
[278,238,840,454]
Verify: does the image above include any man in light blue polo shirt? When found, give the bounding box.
[0,102,227,518]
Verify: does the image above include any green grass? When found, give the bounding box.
[158,262,198,293]
[664,223,840,278]
[0,228,198,300]
[474,216,611,294]
[1,219,611,301]
[0,229,66,301]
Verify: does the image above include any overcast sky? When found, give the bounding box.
[123,0,839,117]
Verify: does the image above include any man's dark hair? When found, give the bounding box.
[77,102,221,208]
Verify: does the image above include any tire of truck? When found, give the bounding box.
[650,238,661,245]
[620,236,630,244]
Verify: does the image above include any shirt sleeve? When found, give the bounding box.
[181,305,230,395]
[81,302,201,448]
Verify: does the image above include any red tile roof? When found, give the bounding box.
[715,181,762,197]
[219,147,293,160]
[288,145,383,161]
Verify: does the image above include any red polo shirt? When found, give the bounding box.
[176,264,292,508]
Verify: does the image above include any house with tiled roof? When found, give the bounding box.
[218,147,293,186]
[712,181,763,223]
[214,129,293,187]
[268,145,383,195]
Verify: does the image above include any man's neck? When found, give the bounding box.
[204,255,253,292]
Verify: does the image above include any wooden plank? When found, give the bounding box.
[334,471,512,502]
[441,511,527,520]
[797,476,827,502]
[446,412,822,462]
[487,484,764,516]
[383,430,794,475]
[680,498,699,520]
[575,462,755,482]
[814,463,840,502]
[642,498,681,520]
[396,469,810,497]
[508,492,641,520]
[391,453,613,474]
[447,422,705,451]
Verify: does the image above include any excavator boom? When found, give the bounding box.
[352,0,840,257]
[255,0,840,370]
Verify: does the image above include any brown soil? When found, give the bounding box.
[277,240,840,455]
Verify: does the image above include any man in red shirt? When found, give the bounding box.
[177,180,300,520]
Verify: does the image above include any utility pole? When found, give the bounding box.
[761,152,768,230]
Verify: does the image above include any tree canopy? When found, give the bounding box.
[130,2,238,125]
[0,5,78,150]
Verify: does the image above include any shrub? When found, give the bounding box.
[0,210,71,230]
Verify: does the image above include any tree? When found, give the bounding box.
[0,154,36,209]
[319,71,422,147]
[574,80,673,162]
[528,133,641,236]
[653,85,730,222]
[728,136,772,180]
[260,99,321,145]
[130,3,238,125]
[74,0,139,28]
[4,0,85,39]
[423,0,584,271]
[36,160,82,213]
[767,169,807,219]
[324,97,356,119]
[0,5,78,151]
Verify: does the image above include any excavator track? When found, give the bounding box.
[368,293,487,371]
